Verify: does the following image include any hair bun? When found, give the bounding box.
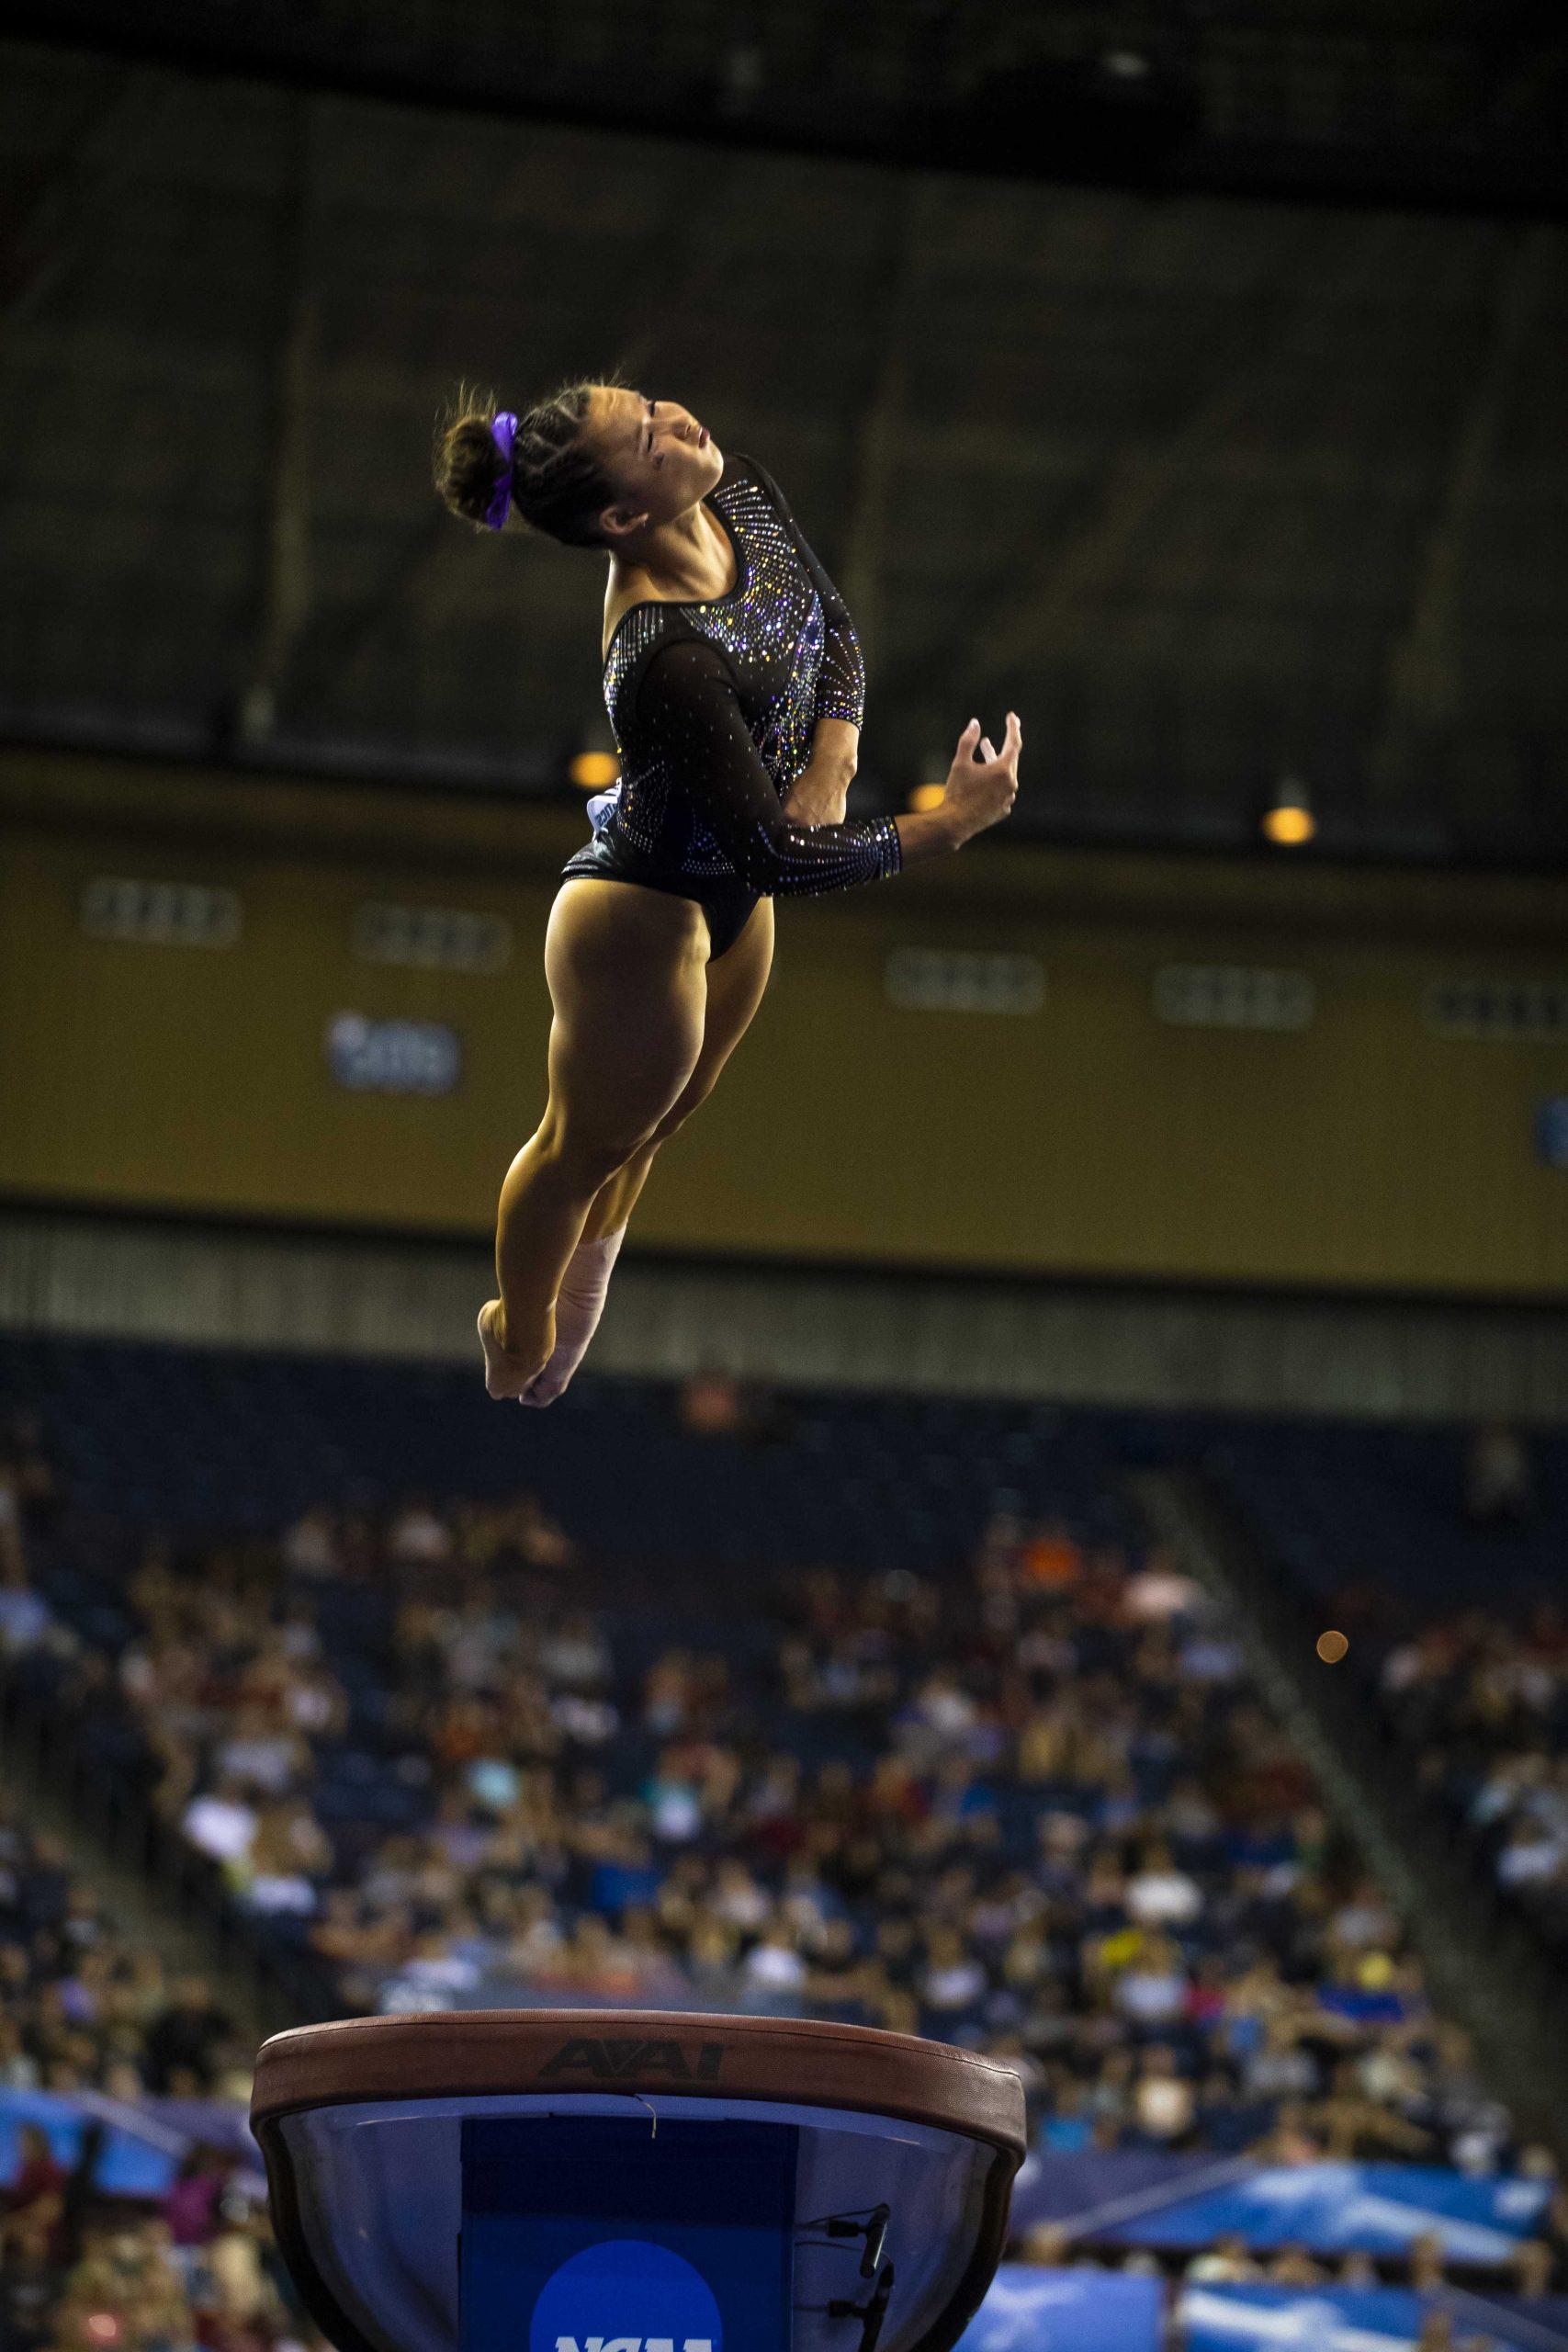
[433,396,513,531]
[434,375,620,548]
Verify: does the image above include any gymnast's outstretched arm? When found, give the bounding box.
[636,639,1019,892]
[634,638,899,895]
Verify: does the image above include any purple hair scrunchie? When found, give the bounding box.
[482,411,519,530]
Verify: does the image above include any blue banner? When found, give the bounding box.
[1105,2162,1549,2261]
[1179,2284,1568,2352]
[0,2087,264,2199]
[1011,2153,1550,2261]
[957,2266,1164,2352]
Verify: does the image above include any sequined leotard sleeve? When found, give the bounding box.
[745,454,865,729]
[809,562,868,729]
[632,636,896,897]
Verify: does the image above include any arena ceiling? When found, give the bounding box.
[1,29,1565,864]
[16,0,1568,215]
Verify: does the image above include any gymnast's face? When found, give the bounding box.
[588,383,723,546]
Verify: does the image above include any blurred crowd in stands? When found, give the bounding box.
[148,1503,1544,2179]
[0,1802,244,2100]
[6,1413,318,2351]
[0,2108,321,2352]
[1380,1601,1568,1952]
[0,1401,1544,2172]
[5,1390,1568,2352]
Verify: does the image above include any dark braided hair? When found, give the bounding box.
[433,374,630,547]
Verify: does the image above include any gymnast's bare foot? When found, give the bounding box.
[477,1299,551,1400]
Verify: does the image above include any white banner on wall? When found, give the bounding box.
[324,1012,462,1096]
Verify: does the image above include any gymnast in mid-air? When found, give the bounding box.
[434,378,1022,1405]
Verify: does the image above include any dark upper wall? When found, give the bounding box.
[12,2,1568,214]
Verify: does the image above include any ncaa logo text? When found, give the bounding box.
[553,2339,714,2350]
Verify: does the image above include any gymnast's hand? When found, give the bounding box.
[940,712,1021,843]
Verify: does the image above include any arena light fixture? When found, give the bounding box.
[1262,777,1316,847]
[908,783,945,813]
[570,750,619,790]
[252,2009,1025,2352]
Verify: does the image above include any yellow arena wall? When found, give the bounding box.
[3,750,1565,1298]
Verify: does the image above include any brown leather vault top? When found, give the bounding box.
[250,2007,1027,2161]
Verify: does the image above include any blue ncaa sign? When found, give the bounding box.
[459,2117,793,2352]
[529,2240,721,2352]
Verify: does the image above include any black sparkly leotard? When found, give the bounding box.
[561,451,903,958]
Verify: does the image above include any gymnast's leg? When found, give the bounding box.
[520,898,775,1407]
[581,898,775,1240]
[479,880,707,1397]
